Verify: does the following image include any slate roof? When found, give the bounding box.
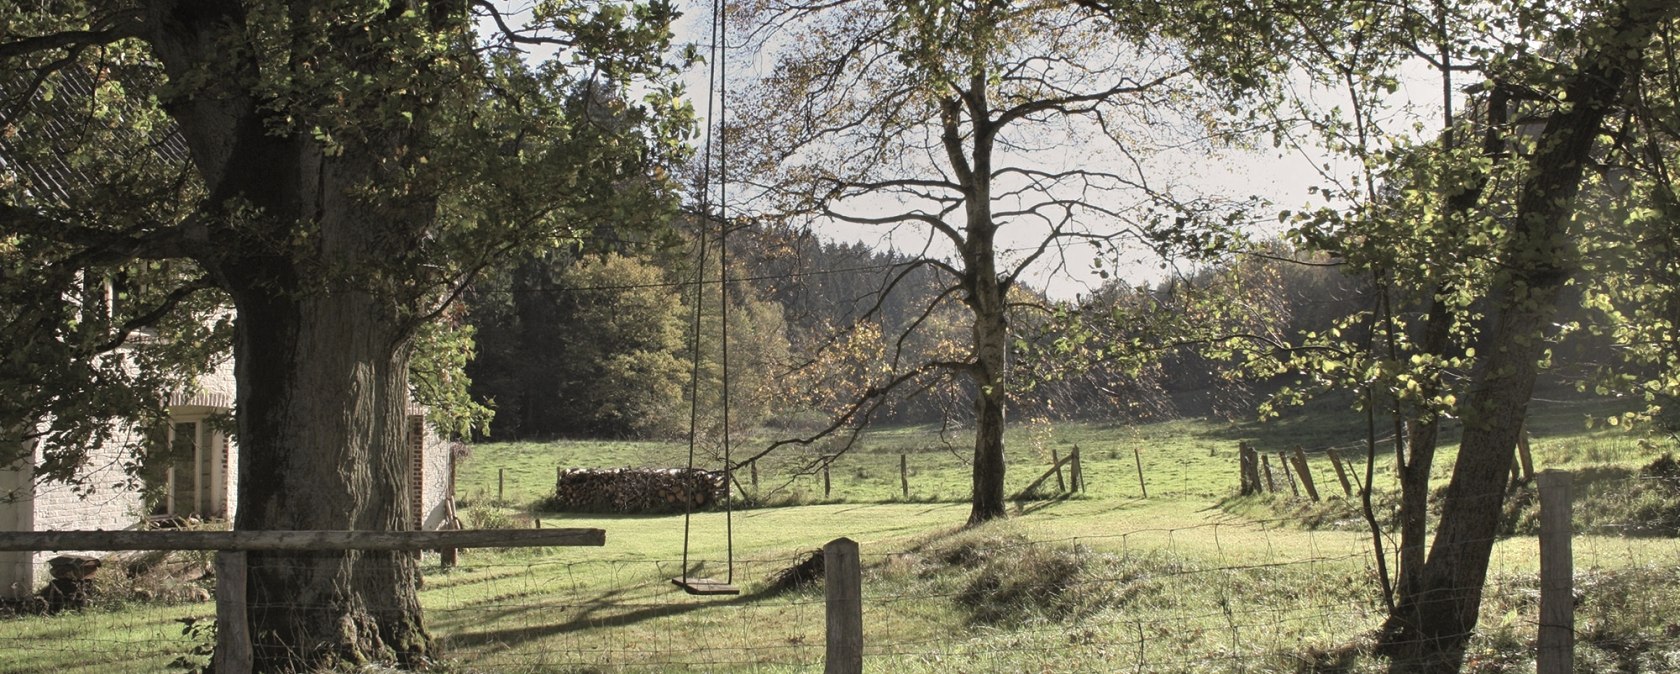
[0,67,191,206]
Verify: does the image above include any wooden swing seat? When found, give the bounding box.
[671,577,740,595]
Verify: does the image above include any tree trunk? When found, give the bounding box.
[1394,290,1455,602]
[232,289,428,671]
[1377,2,1670,668]
[142,3,444,667]
[1394,83,1509,603]
[954,70,1009,526]
[968,296,1009,525]
[1395,413,1438,601]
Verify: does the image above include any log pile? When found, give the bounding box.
[549,467,726,514]
[39,555,100,613]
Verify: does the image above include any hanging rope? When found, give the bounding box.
[678,0,733,590]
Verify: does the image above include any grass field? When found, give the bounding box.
[2,396,1677,673]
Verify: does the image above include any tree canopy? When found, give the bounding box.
[2,0,688,668]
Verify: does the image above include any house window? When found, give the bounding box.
[145,418,225,519]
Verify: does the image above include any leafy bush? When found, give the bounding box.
[461,505,517,530]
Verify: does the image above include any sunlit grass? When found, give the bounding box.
[2,397,1674,673]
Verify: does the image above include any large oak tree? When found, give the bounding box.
[1,0,685,668]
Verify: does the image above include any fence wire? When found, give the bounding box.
[0,476,1677,673]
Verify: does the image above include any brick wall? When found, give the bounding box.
[406,413,453,531]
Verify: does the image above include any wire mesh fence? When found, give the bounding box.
[1,474,1678,673]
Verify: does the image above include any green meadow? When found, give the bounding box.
[3,397,1677,673]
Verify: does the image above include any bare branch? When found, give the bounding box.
[737,359,967,468]
[93,275,219,354]
[470,0,577,50]
[993,67,1189,128]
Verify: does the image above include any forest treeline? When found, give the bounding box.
[463,222,1646,442]
[465,225,1334,440]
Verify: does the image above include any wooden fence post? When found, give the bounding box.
[1071,445,1084,492]
[1291,447,1321,502]
[440,496,459,568]
[1538,470,1574,674]
[899,454,909,499]
[214,551,252,674]
[1260,454,1277,493]
[1278,454,1300,498]
[1132,446,1148,498]
[1051,448,1066,493]
[1238,442,1260,495]
[1326,449,1353,497]
[1517,430,1537,482]
[497,468,505,503]
[824,537,863,674]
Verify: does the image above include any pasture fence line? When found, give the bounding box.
[518,447,1092,514]
[0,528,605,674]
[1238,429,1540,502]
[3,473,1677,672]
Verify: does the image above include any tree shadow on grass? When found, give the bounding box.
[433,569,799,654]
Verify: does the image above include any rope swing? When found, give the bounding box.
[672,0,738,597]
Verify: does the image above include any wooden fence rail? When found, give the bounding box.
[0,528,606,674]
[0,528,604,552]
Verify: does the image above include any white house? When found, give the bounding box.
[0,353,456,598]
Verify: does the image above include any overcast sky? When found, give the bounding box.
[670,2,1445,301]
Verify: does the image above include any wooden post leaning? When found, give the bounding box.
[1291,447,1321,502]
[1132,446,1148,498]
[1278,453,1300,498]
[1325,449,1354,497]
[1517,429,1537,483]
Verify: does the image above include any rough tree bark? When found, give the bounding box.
[143,2,442,667]
[234,291,428,668]
[966,248,1009,525]
[1378,1,1674,669]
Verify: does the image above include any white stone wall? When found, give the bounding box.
[1,352,453,598]
[172,353,238,520]
[0,424,149,599]
[0,449,36,598]
[420,426,453,531]
[0,355,240,599]
[206,356,239,519]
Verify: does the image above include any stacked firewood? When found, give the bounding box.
[549,467,726,514]
[39,555,99,613]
